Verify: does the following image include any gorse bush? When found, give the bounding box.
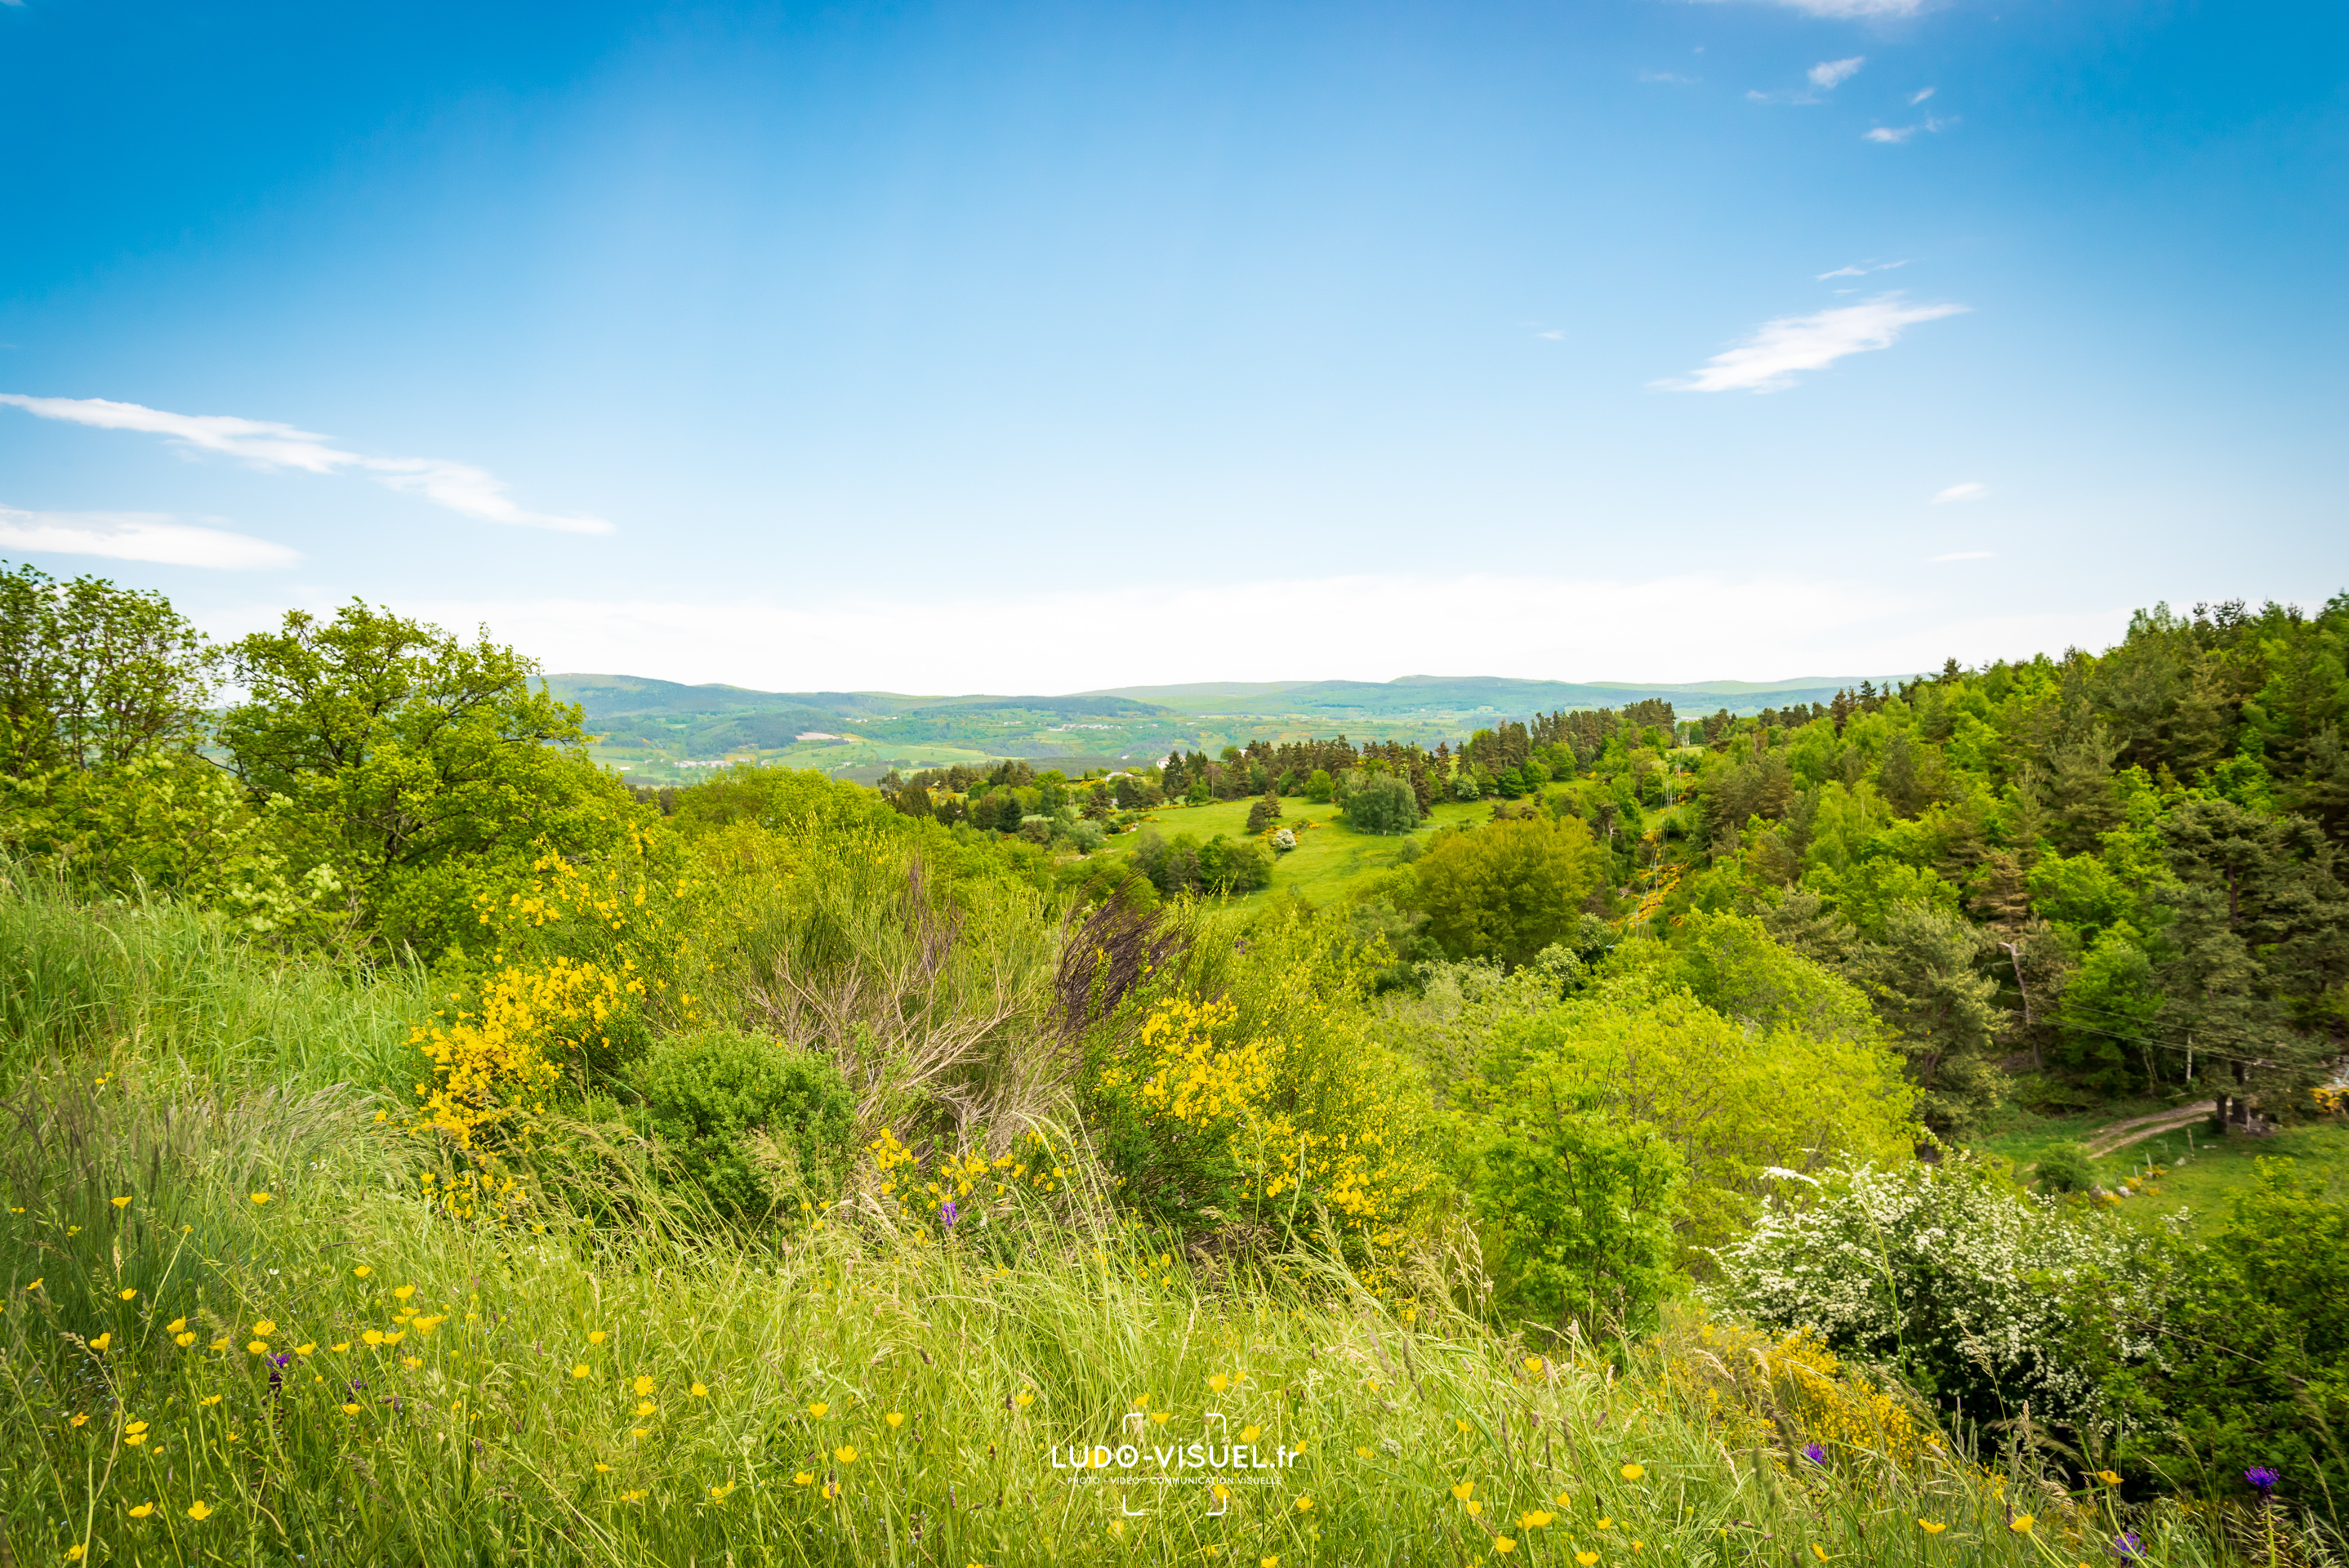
[1081,910,1442,1279]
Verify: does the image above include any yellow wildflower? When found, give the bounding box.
[885,1411,903,1428]
[187,1501,212,1521]
[836,1445,858,1463]
[127,1503,154,1518]
[118,1288,136,1301]
[1620,1463,1646,1481]
[88,1333,111,1352]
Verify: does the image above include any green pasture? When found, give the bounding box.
[1101,795,1500,905]
[1976,1098,2349,1236]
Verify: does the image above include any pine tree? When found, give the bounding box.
[1245,789,1281,835]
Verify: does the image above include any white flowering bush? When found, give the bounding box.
[1711,1153,2161,1433]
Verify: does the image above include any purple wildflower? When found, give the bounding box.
[2246,1466,2279,1497]
[939,1199,959,1229]
[2111,1531,2143,1559]
[1803,1442,1827,1467]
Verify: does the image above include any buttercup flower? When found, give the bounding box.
[127,1503,154,1518]
[1620,1463,1646,1481]
[187,1501,213,1521]
[1917,1521,1946,1535]
[118,1288,136,1301]
[1495,1540,1516,1555]
[2011,1514,2035,1534]
[885,1411,903,1428]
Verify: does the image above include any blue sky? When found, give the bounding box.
[2,0,2342,692]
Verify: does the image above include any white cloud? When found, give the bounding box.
[1929,550,1995,562]
[1808,57,1865,90]
[1660,293,1968,394]
[1910,87,1937,104]
[0,506,300,569]
[1932,481,1989,503]
[1689,0,1923,16]
[1865,114,1954,144]
[358,573,2128,695]
[1638,70,1699,84]
[1816,259,1908,281]
[0,394,613,536]
[1736,0,1923,15]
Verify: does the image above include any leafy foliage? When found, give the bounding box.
[632,1029,854,1218]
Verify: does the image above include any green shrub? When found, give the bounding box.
[1476,1061,1684,1339]
[1344,771,1418,835]
[2033,1142,2097,1192]
[633,1030,854,1219]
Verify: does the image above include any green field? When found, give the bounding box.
[1099,795,1500,904]
[1977,1100,2349,1236]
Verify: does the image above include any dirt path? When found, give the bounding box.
[2084,1102,2211,1159]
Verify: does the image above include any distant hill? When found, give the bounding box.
[546,670,1914,782]
[1081,675,1907,720]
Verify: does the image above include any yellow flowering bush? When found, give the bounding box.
[1082,912,1438,1277]
[1657,1314,1939,1473]
[409,831,699,1190]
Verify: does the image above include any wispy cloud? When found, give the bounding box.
[1929,550,1995,562]
[1932,482,1988,504]
[0,394,613,536]
[1701,0,1925,16]
[0,506,301,569]
[1816,259,1908,281]
[1910,87,1937,105]
[1864,114,1955,144]
[1638,70,1699,84]
[1660,293,1968,394]
[1808,56,1865,90]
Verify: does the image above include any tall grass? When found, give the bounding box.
[0,863,427,1095]
[0,873,2316,1566]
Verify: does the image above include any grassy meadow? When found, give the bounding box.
[1105,797,1505,905]
[0,869,2272,1568]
